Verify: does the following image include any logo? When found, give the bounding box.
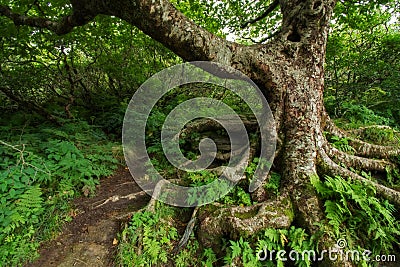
[122,61,276,207]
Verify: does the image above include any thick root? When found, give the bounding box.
[282,172,355,267]
[198,193,294,253]
[318,148,400,207]
[323,143,396,172]
[324,116,400,159]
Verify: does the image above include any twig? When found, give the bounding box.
[73,258,88,265]
[0,139,51,176]
[116,181,136,187]
[92,191,146,209]
[241,0,279,28]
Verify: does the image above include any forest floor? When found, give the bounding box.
[26,167,149,267]
[23,166,400,267]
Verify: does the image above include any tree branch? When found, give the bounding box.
[241,0,280,29]
[0,0,279,97]
[100,0,236,63]
[0,5,95,35]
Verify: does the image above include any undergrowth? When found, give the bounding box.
[116,202,316,267]
[312,175,400,266]
[0,115,118,266]
[116,93,400,267]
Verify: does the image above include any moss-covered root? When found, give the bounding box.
[197,193,294,253]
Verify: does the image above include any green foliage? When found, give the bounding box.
[0,118,118,265]
[117,205,205,266]
[386,166,400,187]
[222,226,314,267]
[222,185,253,206]
[311,175,400,261]
[186,173,231,206]
[325,2,400,126]
[116,203,313,267]
[338,103,392,127]
[362,127,399,146]
[245,158,281,197]
[0,7,180,134]
[328,135,356,154]
[118,211,175,265]
[201,248,218,267]
[264,172,281,196]
[224,237,260,266]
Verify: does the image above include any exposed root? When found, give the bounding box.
[318,148,400,207]
[347,124,399,135]
[323,142,396,172]
[198,193,294,252]
[172,207,199,255]
[146,179,180,212]
[324,115,400,159]
[92,191,146,209]
[180,115,258,136]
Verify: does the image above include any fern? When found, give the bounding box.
[312,175,400,261]
[0,119,119,266]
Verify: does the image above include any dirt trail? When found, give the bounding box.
[26,168,149,267]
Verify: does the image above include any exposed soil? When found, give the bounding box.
[26,167,150,267]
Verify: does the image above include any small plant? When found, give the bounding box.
[222,185,252,206]
[311,175,400,263]
[117,205,204,266]
[0,119,118,266]
[329,135,356,154]
[222,226,314,267]
[201,248,218,267]
[118,210,177,265]
[264,172,281,196]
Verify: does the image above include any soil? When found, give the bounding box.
[26,167,150,267]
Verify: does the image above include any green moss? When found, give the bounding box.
[234,208,258,220]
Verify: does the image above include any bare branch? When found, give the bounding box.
[241,0,280,29]
[92,191,146,209]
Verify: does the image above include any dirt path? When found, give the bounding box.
[26,168,149,267]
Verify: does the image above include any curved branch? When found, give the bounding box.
[323,142,396,172]
[318,148,400,207]
[1,0,276,75]
[108,1,230,62]
[241,0,280,29]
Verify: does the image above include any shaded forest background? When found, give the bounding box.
[0,1,399,266]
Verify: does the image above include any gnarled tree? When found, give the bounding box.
[1,0,399,266]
